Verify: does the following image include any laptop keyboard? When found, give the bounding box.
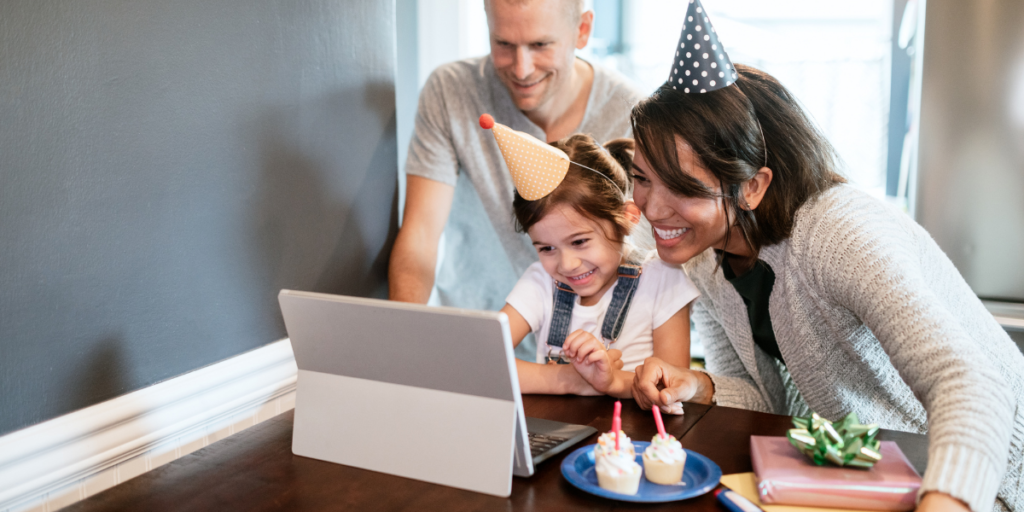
[528,432,570,455]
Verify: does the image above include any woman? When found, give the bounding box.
[628,63,1024,512]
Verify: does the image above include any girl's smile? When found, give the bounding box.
[527,203,624,306]
[567,268,597,285]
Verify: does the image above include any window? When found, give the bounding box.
[413,0,894,195]
[580,0,893,196]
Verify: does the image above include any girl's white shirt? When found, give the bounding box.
[505,250,699,371]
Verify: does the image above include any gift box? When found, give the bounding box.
[751,436,922,511]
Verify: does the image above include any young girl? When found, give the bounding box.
[480,116,700,401]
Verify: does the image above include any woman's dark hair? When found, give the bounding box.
[631,63,846,262]
[513,134,635,243]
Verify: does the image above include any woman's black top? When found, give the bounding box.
[721,257,783,363]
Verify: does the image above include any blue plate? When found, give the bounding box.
[560,441,722,502]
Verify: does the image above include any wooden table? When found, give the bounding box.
[68,396,928,511]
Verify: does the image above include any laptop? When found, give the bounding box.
[278,290,596,497]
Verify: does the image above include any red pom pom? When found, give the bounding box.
[479,113,495,130]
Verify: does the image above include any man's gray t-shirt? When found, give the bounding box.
[405,55,644,319]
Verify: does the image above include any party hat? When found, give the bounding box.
[668,0,737,93]
[479,114,570,201]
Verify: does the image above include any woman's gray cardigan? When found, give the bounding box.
[684,185,1024,512]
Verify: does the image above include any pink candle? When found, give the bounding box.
[613,416,621,451]
[652,405,667,439]
[612,401,623,451]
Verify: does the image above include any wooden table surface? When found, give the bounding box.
[68,396,928,511]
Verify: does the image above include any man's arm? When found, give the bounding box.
[388,175,455,303]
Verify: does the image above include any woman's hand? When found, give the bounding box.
[633,357,715,409]
[917,493,970,512]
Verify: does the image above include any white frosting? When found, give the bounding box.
[595,430,635,459]
[595,448,641,476]
[644,434,685,463]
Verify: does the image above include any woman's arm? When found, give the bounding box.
[688,294,773,412]
[633,296,776,413]
[808,198,1013,512]
[632,252,775,413]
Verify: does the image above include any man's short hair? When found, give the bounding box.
[484,0,585,26]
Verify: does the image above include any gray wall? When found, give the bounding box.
[915,0,1024,302]
[0,0,398,436]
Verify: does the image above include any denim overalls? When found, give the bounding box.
[544,261,643,364]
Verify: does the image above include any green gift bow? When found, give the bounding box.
[787,412,882,468]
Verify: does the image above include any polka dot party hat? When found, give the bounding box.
[479,113,570,201]
[669,0,737,93]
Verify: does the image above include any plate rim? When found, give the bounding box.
[559,441,722,503]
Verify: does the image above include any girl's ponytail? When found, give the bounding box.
[603,138,635,191]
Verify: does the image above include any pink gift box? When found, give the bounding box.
[750,436,922,511]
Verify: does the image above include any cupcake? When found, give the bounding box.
[642,434,686,485]
[594,429,635,462]
[595,447,642,494]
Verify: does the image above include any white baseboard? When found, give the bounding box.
[0,339,298,512]
[984,300,1024,331]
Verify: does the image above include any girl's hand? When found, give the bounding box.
[561,330,605,364]
[562,330,618,393]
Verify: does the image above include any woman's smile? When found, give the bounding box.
[653,226,688,240]
[652,225,692,250]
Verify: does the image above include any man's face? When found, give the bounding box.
[487,0,589,114]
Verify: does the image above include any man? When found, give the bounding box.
[389,0,644,356]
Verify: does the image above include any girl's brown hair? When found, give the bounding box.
[631,64,846,262]
[512,134,635,243]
